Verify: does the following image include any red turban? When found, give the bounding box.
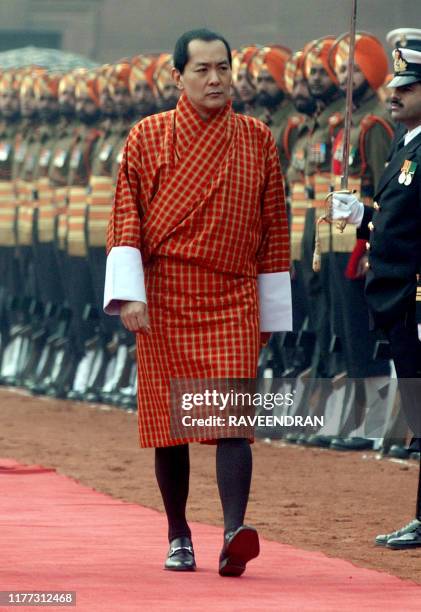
[332,32,389,91]
[34,72,60,98]
[249,45,292,91]
[129,55,157,94]
[75,71,100,106]
[153,53,174,96]
[303,36,338,84]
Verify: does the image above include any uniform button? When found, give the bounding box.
[365,241,370,251]
[373,202,380,211]
[368,221,374,231]
[365,259,371,269]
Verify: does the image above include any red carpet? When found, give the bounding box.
[1,458,420,611]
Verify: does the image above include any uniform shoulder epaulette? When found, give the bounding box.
[359,114,395,174]
[328,112,344,137]
[282,114,306,160]
[360,114,394,138]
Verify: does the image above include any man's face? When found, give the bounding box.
[132,81,156,116]
[59,87,75,116]
[234,67,256,103]
[256,69,284,108]
[75,96,98,122]
[157,81,179,111]
[390,82,421,129]
[337,61,366,91]
[337,61,369,103]
[308,64,335,99]
[37,93,59,121]
[0,89,20,119]
[100,86,116,117]
[292,76,316,115]
[20,89,37,118]
[173,39,231,118]
[112,85,133,117]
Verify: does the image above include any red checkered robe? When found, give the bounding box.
[107,93,289,447]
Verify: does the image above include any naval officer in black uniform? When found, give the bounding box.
[331,29,421,549]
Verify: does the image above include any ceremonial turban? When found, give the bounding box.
[153,53,174,95]
[129,55,157,94]
[332,32,388,91]
[0,70,22,93]
[111,61,131,92]
[20,69,46,97]
[303,36,338,84]
[58,71,77,95]
[284,51,304,94]
[33,72,60,98]
[232,46,259,83]
[96,64,116,95]
[249,45,291,91]
[75,71,100,106]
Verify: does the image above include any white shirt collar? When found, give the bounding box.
[404,124,421,146]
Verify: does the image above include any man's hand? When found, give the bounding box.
[356,254,369,278]
[331,192,364,227]
[120,301,151,334]
[260,332,272,348]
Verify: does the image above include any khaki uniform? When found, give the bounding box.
[259,98,297,174]
[65,120,102,354]
[0,119,21,300]
[301,97,344,376]
[12,119,42,297]
[86,117,130,336]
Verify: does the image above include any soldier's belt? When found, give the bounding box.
[0,181,17,246]
[67,186,88,256]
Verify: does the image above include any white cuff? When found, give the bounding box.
[103,246,147,315]
[258,271,293,332]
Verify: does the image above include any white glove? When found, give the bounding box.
[331,192,364,227]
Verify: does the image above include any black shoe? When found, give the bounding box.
[330,437,374,451]
[387,444,410,459]
[306,434,333,448]
[219,525,260,577]
[164,536,196,571]
[375,519,421,547]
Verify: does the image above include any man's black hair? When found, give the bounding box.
[173,28,232,73]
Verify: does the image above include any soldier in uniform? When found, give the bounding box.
[250,45,295,173]
[0,70,23,372]
[283,50,317,369]
[130,55,158,120]
[232,46,262,117]
[84,61,134,401]
[0,70,22,321]
[31,73,63,310]
[12,70,44,301]
[64,71,102,397]
[326,33,394,450]
[301,37,344,378]
[331,31,421,547]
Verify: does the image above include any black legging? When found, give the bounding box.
[155,438,252,542]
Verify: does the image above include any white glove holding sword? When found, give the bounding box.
[330,192,365,227]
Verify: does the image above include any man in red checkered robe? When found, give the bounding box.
[104,29,292,576]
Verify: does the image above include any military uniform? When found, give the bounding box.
[65,119,102,354]
[302,96,344,375]
[329,89,394,378]
[12,117,41,299]
[0,117,21,300]
[285,115,311,334]
[86,116,131,339]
